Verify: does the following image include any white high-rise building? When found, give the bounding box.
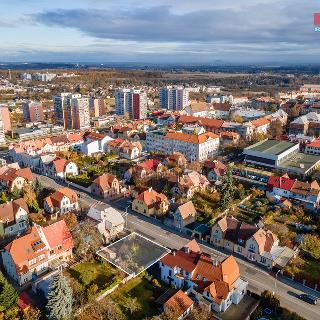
[159,86,190,110]
[114,89,148,119]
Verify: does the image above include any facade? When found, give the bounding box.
[0,198,29,237]
[80,132,114,156]
[115,89,147,119]
[159,240,248,313]
[53,93,71,126]
[132,188,169,216]
[107,138,142,160]
[90,173,120,199]
[203,160,226,182]
[44,187,79,219]
[89,98,106,117]
[1,220,73,286]
[146,129,220,162]
[23,101,44,123]
[305,138,320,155]
[0,166,33,192]
[159,86,190,110]
[173,201,197,231]
[41,158,78,179]
[0,106,12,132]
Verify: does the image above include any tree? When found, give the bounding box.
[23,184,40,213]
[268,119,284,138]
[0,271,18,311]
[72,222,103,260]
[301,234,320,260]
[10,185,21,200]
[219,168,234,209]
[188,306,211,320]
[46,272,73,320]
[123,297,141,315]
[23,306,42,320]
[0,191,7,204]
[260,290,280,311]
[62,212,78,230]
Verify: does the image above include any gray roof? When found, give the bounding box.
[245,139,298,155]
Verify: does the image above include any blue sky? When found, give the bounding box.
[0,0,319,63]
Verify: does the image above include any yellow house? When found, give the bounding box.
[132,188,168,217]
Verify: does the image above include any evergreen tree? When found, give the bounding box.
[219,168,234,209]
[0,191,7,204]
[10,186,21,200]
[46,272,73,320]
[0,271,18,311]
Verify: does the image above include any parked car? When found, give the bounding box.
[298,294,318,305]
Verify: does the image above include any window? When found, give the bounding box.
[260,257,266,263]
[38,254,45,261]
[29,258,36,265]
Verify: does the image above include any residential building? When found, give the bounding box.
[80,131,113,156]
[172,201,197,231]
[44,187,79,219]
[87,204,125,243]
[202,160,226,182]
[210,216,295,269]
[0,166,33,192]
[90,173,120,199]
[164,152,187,168]
[0,198,29,237]
[0,106,12,132]
[267,174,320,211]
[115,89,147,119]
[124,159,162,182]
[185,101,215,118]
[146,129,220,162]
[159,86,190,110]
[65,95,90,130]
[159,240,248,313]
[41,158,78,179]
[177,115,224,134]
[1,220,73,286]
[251,117,270,135]
[132,188,168,216]
[107,138,142,160]
[212,103,232,119]
[305,138,320,155]
[89,98,106,117]
[23,101,44,123]
[53,93,71,126]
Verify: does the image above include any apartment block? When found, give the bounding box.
[23,101,44,123]
[159,86,190,110]
[89,98,106,117]
[0,106,12,132]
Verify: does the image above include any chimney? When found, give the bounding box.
[172,250,176,256]
[212,257,219,267]
[185,246,190,254]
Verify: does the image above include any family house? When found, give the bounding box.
[0,198,29,237]
[172,201,197,231]
[159,240,248,313]
[80,131,113,156]
[202,160,226,182]
[1,220,73,286]
[107,138,142,160]
[44,187,79,219]
[90,173,121,199]
[41,157,78,179]
[0,166,33,191]
[132,188,169,216]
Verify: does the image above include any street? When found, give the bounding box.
[35,174,320,320]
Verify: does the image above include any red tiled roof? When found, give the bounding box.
[267,174,296,191]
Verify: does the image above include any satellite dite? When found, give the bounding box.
[314,13,320,32]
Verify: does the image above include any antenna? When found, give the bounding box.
[8,69,11,80]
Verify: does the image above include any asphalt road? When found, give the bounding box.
[35,174,320,320]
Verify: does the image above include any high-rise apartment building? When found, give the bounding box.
[159,86,190,110]
[89,98,106,117]
[53,93,90,130]
[22,101,44,123]
[0,106,12,133]
[115,89,147,119]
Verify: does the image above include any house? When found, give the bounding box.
[172,170,210,198]
[159,240,248,313]
[0,198,29,237]
[107,138,142,160]
[124,159,162,183]
[80,131,114,156]
[164,152,187,168]
[210,216,295,269]
[172,201,197,231]
[212,103,232,119]
[87,203,125,243]
[267,174,320,211]
[41,157,78,179]
[305,138,320,155]
[156,289,194,320]
[0,166,33,191]
[44,187,79,219]
[132,188,169,216]
[202,160,226,182]
[1,220,73,286]
[220,131,240,145]
[90,173,121,199]
[185,101,215,118]
[251,117,270,135]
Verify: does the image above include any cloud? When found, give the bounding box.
[32,1,317,45]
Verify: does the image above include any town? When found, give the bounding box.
[0,66,319,320]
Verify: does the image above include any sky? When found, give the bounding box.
[0,0,319,64]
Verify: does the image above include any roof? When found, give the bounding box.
[0,198,29,224]
[267,174,296,191]
[166,131,219,144]
[245,139,298,155]
[136,189,168,208]
[163,290,193,315]
[306,138,320,148]
[212,103,232,111]
[51,158,70,173]
[251,117,270,127]
[253,229,278,254]
[176,201,197,220]
[91,173,117,191]
[45,187,78,208]
[178,115,224,130]
[42,220,73,250]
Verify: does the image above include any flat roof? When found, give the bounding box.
[245,139,297,155]
[279,152,320,175]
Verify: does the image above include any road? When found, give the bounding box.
[35,174,320,320]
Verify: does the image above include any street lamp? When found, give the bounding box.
[273,270,281,295]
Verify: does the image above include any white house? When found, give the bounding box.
[80,132,114,156]
[87,203,125,243]
[41,158,78,179]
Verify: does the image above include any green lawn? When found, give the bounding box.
[68,261,118,290]
[111,277,165,320]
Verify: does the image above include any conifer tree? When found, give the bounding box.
[219,168,234,209]
[46,272,73,320]
[0,271,18,311]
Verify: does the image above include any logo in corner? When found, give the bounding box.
[314,13,320,32]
